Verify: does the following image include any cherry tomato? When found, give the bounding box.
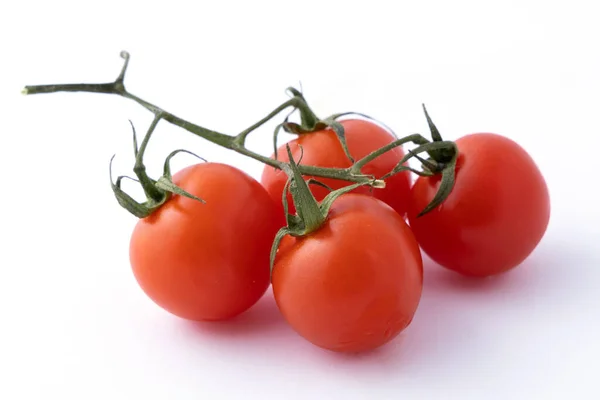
[272,194,423,353]
[408,133,550,277]
[261,119,411,217]
[129,163,281,321]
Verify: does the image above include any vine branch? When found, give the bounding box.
[23,51,459,218]
[23,51,392,186]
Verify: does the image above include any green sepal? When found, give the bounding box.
[112,181,153,218]
[271,106,297,161]
[269,227,292,275]
[280,118,354,163]
[282,144,323,233]
[272,121,286,161]
[382,141,455,179]
[152,148,207,203]
[408,150,439,173]
[163,149,207,179]
[109,155,159,218]
[286,86,319,129]
[319,181,366,217]
[130,120,139,157]
[282,120,327,135]
[417,150,458,217]
[327,111,398,139]
[422,104,455,163]
[269,165,308,275]
[276,179,299,230]
[422,104,443,142]
[155,177,205,203]
[280,180,295,227]
[276,87,355,163]
[306,178,333,192]
[387,164,434,178]
[321,117,354,163]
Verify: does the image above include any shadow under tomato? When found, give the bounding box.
[172,238,589,381]
[423,260,524,293]
[180,288,289,338]
[420,237,583,298]
[302,238,588,376]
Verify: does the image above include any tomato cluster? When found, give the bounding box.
[21,53,550,353]
[129,118,550,353]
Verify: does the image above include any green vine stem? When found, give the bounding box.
[23,52,390,185]
[132,113,165,202]
[22,51,459,217]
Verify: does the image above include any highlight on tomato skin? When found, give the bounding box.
[128,162,283,321]
[261,119,412,219]
[271,194,423,353]
[408,133,551,277]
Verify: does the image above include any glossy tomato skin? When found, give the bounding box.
[272,194,423,353]
[408,133,550,277]
[129,163,282,321]
[261,119,411,217]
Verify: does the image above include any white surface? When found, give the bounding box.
[1,1,599,399]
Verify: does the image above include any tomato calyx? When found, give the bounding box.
[109,116,206,218]
[420,104,456,169]
[411,105,459,216]
[269,144,379,272]
[273,87,355,163]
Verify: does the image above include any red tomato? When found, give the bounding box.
[408,133,550,277]
[272,194,423,353]
[261,119,411,217]
[129,163,281,321]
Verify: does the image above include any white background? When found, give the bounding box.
[1,1,599,399]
